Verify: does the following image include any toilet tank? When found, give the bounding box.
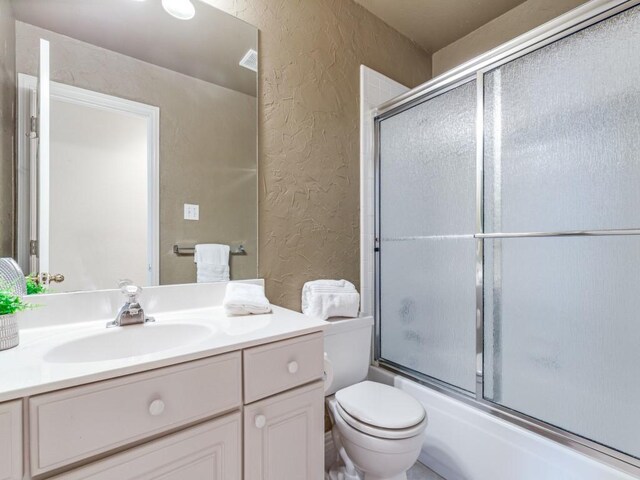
[323,316,374,395]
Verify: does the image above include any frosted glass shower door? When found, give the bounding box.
[484,236,640,458]
[483,6,640,234]
[483,4,640,459]
[378,81,477,392]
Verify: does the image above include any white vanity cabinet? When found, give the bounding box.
[4,328,326,479]
[243,332,325,480]
[0,400,22,480]
[244,382,324,480]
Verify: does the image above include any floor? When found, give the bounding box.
[407,461,446,480]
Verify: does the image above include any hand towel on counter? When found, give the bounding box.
[301,279,360,320]
[223,282,272,316]
[194,244,230,283]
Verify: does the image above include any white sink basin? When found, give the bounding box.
[44,323,215,363]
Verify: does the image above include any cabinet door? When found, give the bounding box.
[53,412,241,480]
[244,381,324,480]
[0,400,22,480]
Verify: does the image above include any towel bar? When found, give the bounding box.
[173,244,247,256]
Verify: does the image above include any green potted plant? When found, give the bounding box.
[26,276,47,295]
[0,290,31,351]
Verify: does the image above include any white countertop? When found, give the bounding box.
[0,305,327,403]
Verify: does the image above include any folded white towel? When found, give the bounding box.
[302,279,360,320]
[223,282,271,316]
[194,244,230,283]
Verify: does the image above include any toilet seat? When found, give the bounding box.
[335,401,427,439]
[334,381,427,440]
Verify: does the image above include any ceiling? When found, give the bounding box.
[11,0,258,96]
[353,0,528,53]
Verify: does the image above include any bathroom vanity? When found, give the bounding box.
[0,282,327,479]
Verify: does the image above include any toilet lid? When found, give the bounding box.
[335,381,425,429]
[335,402,428,440]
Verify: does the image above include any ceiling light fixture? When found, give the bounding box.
[161,0,196,20]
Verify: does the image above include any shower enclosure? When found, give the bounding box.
[374,0,640,474]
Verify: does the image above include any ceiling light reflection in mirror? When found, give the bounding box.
[161,0,196,20]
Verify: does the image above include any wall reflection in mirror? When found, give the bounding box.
[0,0,258,293]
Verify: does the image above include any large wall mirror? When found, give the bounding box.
[0,0,258,292]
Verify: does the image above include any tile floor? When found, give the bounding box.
[407,461,445,479]
[325,460,443,480]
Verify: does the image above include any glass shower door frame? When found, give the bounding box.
[373,0,640,475]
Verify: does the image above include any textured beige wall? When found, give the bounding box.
[432,0,588,76]
[0,3,15,257]
[203,0,432,309]
[16,22,257,285]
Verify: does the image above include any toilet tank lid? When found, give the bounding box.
[324,315,373,336]
[335,381,425,429]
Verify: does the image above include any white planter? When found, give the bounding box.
[0,314,19,351]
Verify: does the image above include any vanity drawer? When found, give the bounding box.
[30,352,241,475]
[0,400,22,480]
[243,332,324,403]
[51,412,241,480]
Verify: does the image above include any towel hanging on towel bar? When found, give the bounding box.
[173,244,247,256]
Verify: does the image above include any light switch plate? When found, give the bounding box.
[184,203,199,221]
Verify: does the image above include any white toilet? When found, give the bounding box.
[324,317,428,480]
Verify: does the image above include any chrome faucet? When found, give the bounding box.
[107,280,155,328]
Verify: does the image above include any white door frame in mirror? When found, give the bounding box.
[16,74,160,286]
[37,39,50,281]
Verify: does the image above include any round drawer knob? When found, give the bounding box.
[287,361,299,374]
[255,414,266,429]
[149,399,165,416]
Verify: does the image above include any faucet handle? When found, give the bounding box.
[118,279,142,301]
